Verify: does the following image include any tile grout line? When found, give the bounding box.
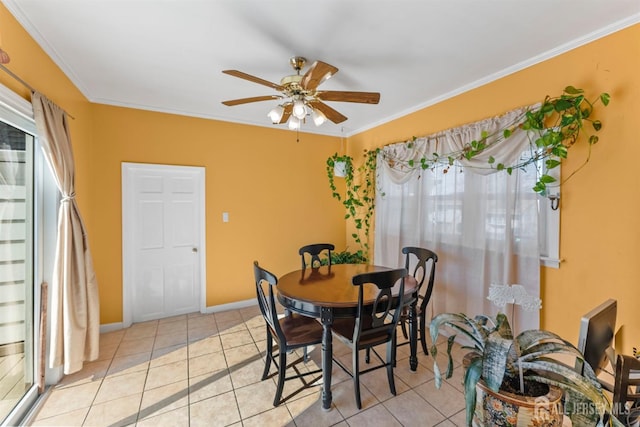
[185,314,193,427]
[131,327,154,427]
[84,330,129,426]
[211,311,245,425]
[80,328,125,426]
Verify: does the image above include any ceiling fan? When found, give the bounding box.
[221,56,380,129]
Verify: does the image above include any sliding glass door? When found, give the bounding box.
[0,83,56,425]
[0,120,35,423]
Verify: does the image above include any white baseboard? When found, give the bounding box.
[100,322,124,334]
[203,298,257,314]
[100,298,258,333]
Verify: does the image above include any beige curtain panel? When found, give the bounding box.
[31,91,100,375]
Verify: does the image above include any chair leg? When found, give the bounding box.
[400,317,409,339]
[273,350,287,406]
[303,346,309,362]
[353,348,362,409]
[419,313,429,355]
[262,327,273,380]
[386,341,397,396]
[392,333,398,368]
[365,348,370,364]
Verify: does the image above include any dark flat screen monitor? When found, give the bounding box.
[577,299,617,376]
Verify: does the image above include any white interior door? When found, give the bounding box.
[122,163,205,324]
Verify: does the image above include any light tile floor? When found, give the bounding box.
[27,306,468,426]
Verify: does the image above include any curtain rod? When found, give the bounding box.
[0,63,75,120]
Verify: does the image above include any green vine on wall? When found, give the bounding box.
[326,86,610,260]
[326,149,378,262]
[381,86,610,195]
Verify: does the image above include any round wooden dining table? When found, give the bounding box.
[277,263,418,411]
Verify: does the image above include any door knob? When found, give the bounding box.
[192,248,198,253]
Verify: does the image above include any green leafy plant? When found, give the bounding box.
[327,86,609,263]
[320,248,368,265]
[378,86,610,196]
[326,150,379,262]
[430,312,622,426]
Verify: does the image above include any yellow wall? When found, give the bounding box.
[90,105,345,322]
[349,24,640,354]
[0,4,94,223]
[2,3,638,352]
[0,3,346,325]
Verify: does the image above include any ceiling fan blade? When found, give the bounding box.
[317,91,380,104]
[316,90,380,104]
[301,61,339,91]
[279,103,292,124]
[222,70,284,91]
[222,95,281,106]
[308,101,347,124]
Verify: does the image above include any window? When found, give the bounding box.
[406,153,560,268]
[0,83,56,425]
[374,110,548,331]
[538,159,561,268]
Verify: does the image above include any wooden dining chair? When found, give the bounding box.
[299,243,335,269]
[253,261,323,406]
[397,246,438,356]
[612,353,640,423]
[331,268,407,409]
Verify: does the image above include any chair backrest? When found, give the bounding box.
[299,243,335,269]
[613,354,640,421]
[253,261,284,341]
[402,246,438,307]
[351,268,407,344]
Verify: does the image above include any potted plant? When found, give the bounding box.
[331,155,350,178]
[430,312,623,426]
[320,248,367,265]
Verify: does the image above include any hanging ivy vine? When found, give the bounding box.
[380,86,610,194]
[326,86,610,260]
[326,149,378,263]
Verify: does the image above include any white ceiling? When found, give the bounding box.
[3,0,639,137]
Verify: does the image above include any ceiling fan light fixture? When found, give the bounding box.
[288,116,301,130]
[292,99,307,120]
[267,105,284,123]
[311,108,327,126]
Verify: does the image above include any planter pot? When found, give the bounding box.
[473,380,564,427]
[333,161,348,178]
[625,407,640,427]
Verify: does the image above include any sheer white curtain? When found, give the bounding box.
[374,107,541,331]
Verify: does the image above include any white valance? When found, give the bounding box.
[380,103,540,184]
